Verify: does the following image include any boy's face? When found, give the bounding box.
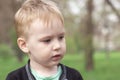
[23,19,66,67]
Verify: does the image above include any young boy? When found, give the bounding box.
[6,0,83,80]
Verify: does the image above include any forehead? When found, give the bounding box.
[28,18,65,35]
[30,11,63,27]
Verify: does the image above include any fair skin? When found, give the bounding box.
[17,18,66,77]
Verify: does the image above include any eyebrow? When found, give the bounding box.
[39,31,65,40]
[58,31,65,35]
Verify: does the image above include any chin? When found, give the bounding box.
[51,62,60,67]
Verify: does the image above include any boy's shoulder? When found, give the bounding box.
[61,63,80,73]
[60,64,83,80]
[6,63,83,80]
[6,66,28,80]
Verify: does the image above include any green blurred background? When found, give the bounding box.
[0,0,120,80]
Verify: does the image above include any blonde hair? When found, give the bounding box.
[15,0,64,38]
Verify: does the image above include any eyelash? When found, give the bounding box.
[43,39,51,43]
[42,35,64,43]
[59,35,64,40]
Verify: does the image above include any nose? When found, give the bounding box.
[53,39,61,51]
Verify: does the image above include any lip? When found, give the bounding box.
[52,54,62,61]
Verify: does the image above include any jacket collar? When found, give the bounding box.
[25,60,68,80]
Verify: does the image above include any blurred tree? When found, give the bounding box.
[106,0,120,21]
[10,0,24,62]
[83,0,94,71]
[54,0,95,71]
[0,0,13,44]
[1,0,120,69]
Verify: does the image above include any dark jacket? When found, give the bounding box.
[6,61,83,80]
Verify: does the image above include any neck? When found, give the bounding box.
[30,60,58,77]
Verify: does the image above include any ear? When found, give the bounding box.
[17,37,29,53]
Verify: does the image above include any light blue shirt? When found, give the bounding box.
[31,66,62,80]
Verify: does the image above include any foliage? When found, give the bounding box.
[0,44,14,59]
[66,36,78,53]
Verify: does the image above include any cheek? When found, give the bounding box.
[62,42,66,53]
[27,42,41,54]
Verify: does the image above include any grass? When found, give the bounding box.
[0,51,120,80]
[62,51,120,80]
[0,58,25,80]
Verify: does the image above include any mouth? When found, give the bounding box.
[52,54,62,61]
